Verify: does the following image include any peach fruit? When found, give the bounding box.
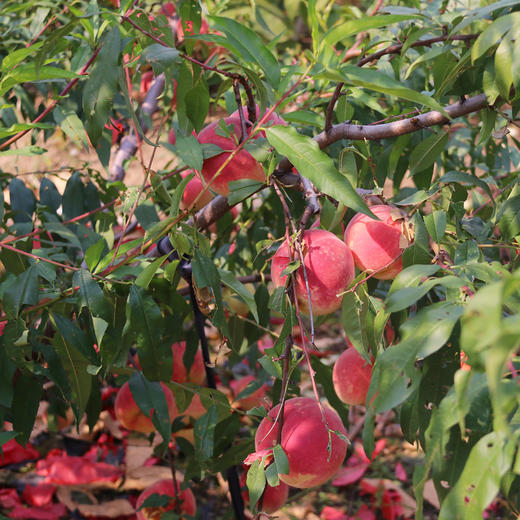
[136,478,196,519]
[332,347,373,406]
[171,342,206,386]
[255,397,348,488]
[343,204,409,280]
[197,109,285,196]
[230,375,269,410]
[240,468,289,513]
[177,171,214,212]
[270,229,355,316]
[114,381,176,434]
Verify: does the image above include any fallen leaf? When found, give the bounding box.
[0,439,40,467]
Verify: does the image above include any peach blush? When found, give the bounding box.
[255,397,348,488]
[171,342,206,385]
[332,347,374,406]
[270,229,355,316]
[343,204,409,280]
[114,381,176,434]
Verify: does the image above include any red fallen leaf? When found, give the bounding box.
[0,438,40,467]
[21,484,56,507]
[354,439,386,463]
[0,489,20,509]
[36,453,122,485]
[332,461,369,486]
[395,462,407,482]
[243,448,274,467]
[360,479,408,520]
[7,503,67,519]
[321,505,348,519]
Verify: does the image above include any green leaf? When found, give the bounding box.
[51,313,99,365]
[498,195,520,239]
[135,256,167,288]
[339,66,448,115]
[308,0,319,54]
[3,265,39,318]
[0,65,80,96]
[39,178,61,212]
[172,133,203,172]
[1,42,44,72]
[424,210,447,243]
[266,126,373,217]
[73,270,111,320]
[246,460,267,512]
[218,268,259,322]
[0,431,18,447]
[12,374,42,445]
[9,178,35,223]
[128,372,171,450]
[321,14,420,52]
[272,443,289,475]
[211,16,280,87]
[439,432,513,519]
[194,405,218,461]
[0,146,46,157]
[141,44,180,74]
[495,36,514,99]
[471,12,520,63]
[54,106,89,150]
[52,325,92,423]
[184,78,209,134]
[83,26,120,146]
[410,132,449,175]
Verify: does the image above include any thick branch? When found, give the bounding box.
[275,93,489,178]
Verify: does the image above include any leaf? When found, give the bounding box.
[194,405,218,461]
[308,0,319,54]
[438,432,513,519]
[62,172,85,220]
[218,268,259,322]
[495,35,514,99]
[339,66,448,115]
[454,240,480,265]
[135,256,167,288]
[471,12,520,63]
[1,42,44,72]
[39,178,61,212]
[184,78,209,133]
[73,270,111,320]
[0,145,46,156]
[12,374,42,445]
[52,325,92,423]
[266,126,373,217]
[128,372,171,450]
[9,178,36,223]
[83,26,120,146]
[321,14,420,51]
[51,313,99,365]
[246,460,267,512]
[172,133,203,172]
[54,106,89,150]
[3,265,39,318]
[498,195,520,239]
[424,210,447,243]
[211,16,280,87]
[272,444,289,475]
[140,44,180,74]
[410,132,449,175]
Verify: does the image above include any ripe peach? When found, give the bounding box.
[343,205,409,280]
[197,110,285,196]
[171,342,206,385]
[270,229,355,316]
[255,397,348,488]
[240,468,289,513]
[332,347,374,406]
[136,478,196,519]
[230,375,269,410]
[230,105,286,136]
[114,381,176,434]
[171,393,207,444]
[178,171,214,212]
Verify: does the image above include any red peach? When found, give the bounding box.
[114,381,176,434]
[197,117,265,196]
[270,229,355,316]
[230,104,286,136]
[240,468,289,513]
[136,478,196,519]
[255,397,348,488]
[230,375,269,410]
[171,342,206,385]
[178,171,214,212]
[171,394,207,444]
[343,205,409,280]
[332,347,373,406]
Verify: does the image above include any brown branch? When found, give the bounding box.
[357,34,478,67]
[275,93,490,179]
[0,46,102,151]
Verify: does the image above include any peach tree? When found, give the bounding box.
[1,0,520,518]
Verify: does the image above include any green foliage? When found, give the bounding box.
[1,0,520,517]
